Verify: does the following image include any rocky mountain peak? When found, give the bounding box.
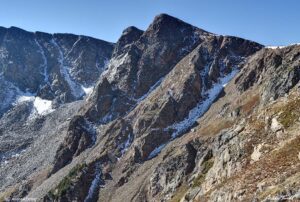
[112,26,143,57]
[151,13,184,26]
[150,13,194,31]
[84,14,262,126]
[5,26,31,36]
[145,13,210,39]
[122,26,143,36]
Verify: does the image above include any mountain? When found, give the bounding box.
[1,14,300,202]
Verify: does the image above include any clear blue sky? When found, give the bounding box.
[0,0,299,46]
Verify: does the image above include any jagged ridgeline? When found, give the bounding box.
[1,14,300,202]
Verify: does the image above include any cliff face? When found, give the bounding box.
[1,14,300,202]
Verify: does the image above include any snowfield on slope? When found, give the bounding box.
[16,94,54,116]
[33,97,54,115]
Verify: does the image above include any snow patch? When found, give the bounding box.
[33,97,54,115]
[16,94,35,103]
[266,43,300,49]
[14,88,36,104]
[266,46,285,49]
[15,91,54,116]
[81,86,94,96]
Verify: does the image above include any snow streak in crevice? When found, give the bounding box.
[122,76,167,119]
[148,68,239,159]
[119,129,134,156]
[135,76,165,103]
[34,39,49,85]
[51,38,85,99]
[83,118,98,145]
[66,36,82,58]
[84,162,103,202]
[168,69,239,138]
[200,62,211,94]
[148,143,167,159]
